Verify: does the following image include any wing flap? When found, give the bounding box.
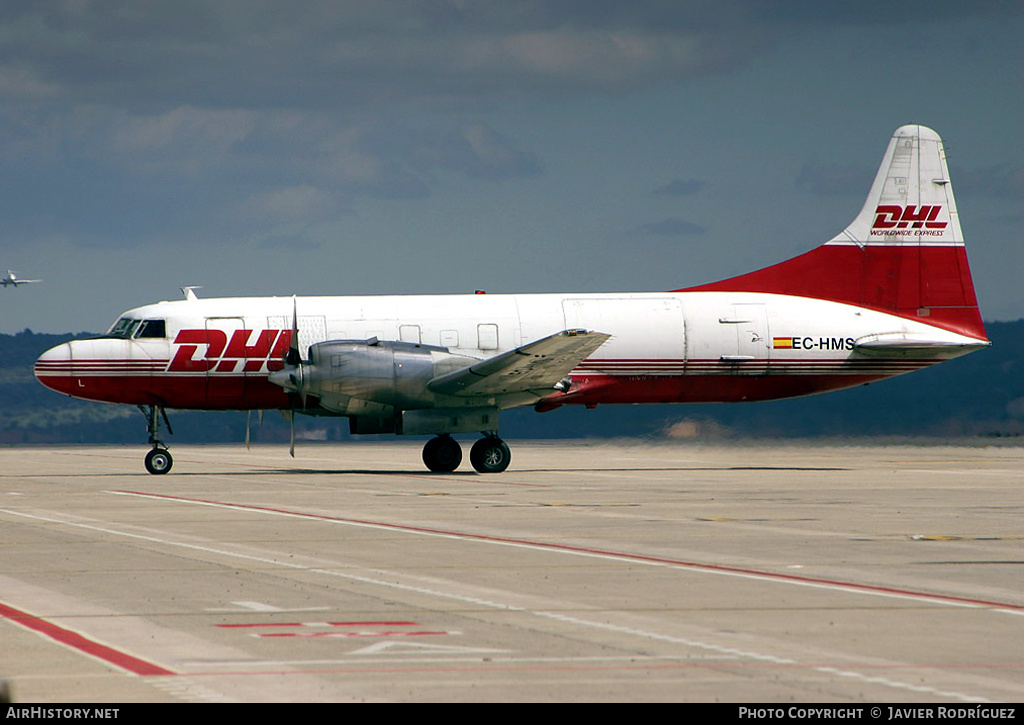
[428,329,610,397]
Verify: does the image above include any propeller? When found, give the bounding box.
[267,296,308,457]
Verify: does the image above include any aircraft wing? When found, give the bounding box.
[428,329,610,397]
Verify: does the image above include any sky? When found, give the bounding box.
[1,1,1022,334]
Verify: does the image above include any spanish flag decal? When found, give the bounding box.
[773,337,794,349]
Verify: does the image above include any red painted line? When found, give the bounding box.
[115,490,1024,613]
[0,600,174,676]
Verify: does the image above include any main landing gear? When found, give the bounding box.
[139,404,173,475]
[422,434,511,474]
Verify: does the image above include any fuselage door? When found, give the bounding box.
[719,303,770,375]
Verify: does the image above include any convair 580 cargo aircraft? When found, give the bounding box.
[36,125,989,475]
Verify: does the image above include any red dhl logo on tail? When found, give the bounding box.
[168,329,292,373]
[871,205,947,233]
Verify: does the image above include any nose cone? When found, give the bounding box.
[34,342,75,395]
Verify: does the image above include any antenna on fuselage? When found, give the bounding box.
[181,286,202,300]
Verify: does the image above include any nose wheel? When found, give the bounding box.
[144,447,173,475]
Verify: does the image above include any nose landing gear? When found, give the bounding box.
[139,404,173,475]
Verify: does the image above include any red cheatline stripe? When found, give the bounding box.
[0,601,175,676]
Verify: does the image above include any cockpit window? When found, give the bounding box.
[108,317,140,339]
[106,318,166,339]
[135,319,166,338]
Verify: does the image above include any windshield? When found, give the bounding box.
[105,317,166,339]
[107,317,141,339]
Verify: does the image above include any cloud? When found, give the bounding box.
[655,178,706,196]
[0,2,771,108]
[0,103,541,247]
[3,1,1012,111]
[0,0,1017,252]
[955,163,1024,201]
[400,123,543,180]
[636,217,707,237]
[794,161,874,196]
[232,185,340,225]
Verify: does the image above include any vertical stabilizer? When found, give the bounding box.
[831,124,962,246]
[678,125,986,340]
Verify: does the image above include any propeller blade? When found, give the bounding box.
[273,298,302,459]
[281,409,296,458]
[284,295,308,408]
[286,296,301,366]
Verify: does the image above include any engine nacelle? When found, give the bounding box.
[301,339,479,414]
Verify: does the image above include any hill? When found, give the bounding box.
[2,321,1021,445]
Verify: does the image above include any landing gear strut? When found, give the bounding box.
[139,404,173,475]
[421,434,512,473]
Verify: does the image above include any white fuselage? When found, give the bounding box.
[35,290,983,415]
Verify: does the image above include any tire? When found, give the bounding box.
[470,437,511,473]
[422,436,462,472]
[145,448,173,475]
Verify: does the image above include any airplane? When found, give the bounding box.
[1,270,42,288]
[34,125,989,475]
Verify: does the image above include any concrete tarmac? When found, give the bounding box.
[0,440,1022,703]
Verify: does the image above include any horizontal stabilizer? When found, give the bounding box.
[428,329,610,397]
[854,332,990,356]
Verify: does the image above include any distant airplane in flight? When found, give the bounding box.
[35,125,989,475]
[1,270,42,288]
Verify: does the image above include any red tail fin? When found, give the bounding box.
[677,125,986,340]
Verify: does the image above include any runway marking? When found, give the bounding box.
[349,641,507,656]
[108,490,1024,614]
[215,620,452,638]
[0,599,174,677]
[0,503,1001,702]
[217,621,419,628]
[205,600,331,613]
[255,629,455,639]
[147,677,236,703]
[218,618,454,638]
